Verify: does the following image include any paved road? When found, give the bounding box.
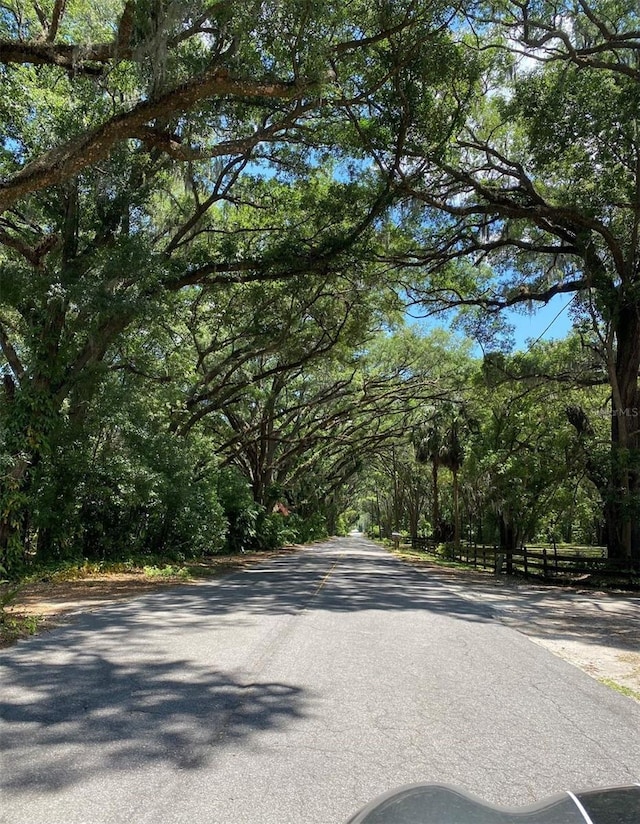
[422,564,640,694]
[1,536,639,824]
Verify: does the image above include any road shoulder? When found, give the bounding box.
[392,551,640,701]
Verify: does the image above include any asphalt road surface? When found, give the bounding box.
[2,536,639,824]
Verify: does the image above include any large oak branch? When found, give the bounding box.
[0,71,311,214]
[406,278,587,311]
[0,39,113,71]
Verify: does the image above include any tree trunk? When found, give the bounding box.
[452,469,460,547]
[608,308,640,562]
[325,498,338,536]
[407,485,420,539]
[431,460,439,539]
[498,512,518,552]
[0,455,32,575]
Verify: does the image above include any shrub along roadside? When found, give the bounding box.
[0,581,42,646]
[1,455,329,581]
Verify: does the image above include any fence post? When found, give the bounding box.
[543,548,548,579]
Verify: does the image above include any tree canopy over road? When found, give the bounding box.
[1,0,639,577]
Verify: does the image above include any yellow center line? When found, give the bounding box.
[310,552,344,599]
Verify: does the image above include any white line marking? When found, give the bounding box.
[567,792,596,824]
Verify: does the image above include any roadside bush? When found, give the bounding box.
[438,543,457,560]
[292,512,327,543]
[216,469,263,552]
[254,512,299,550]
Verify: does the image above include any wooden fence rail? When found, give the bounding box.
[409,537,637,587]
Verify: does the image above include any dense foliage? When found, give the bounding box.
[357,332,610,551]
[1,0,638,576]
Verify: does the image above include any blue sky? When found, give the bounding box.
[504,294,575,351]
[410,293,575,353]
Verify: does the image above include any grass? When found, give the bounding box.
[386,541,485,573]
[1,581,43,647]
[142,564,191,580]
[14,553,247,585]
[19,558,142,583]
[0,612,43,646]
[599,678,640,703]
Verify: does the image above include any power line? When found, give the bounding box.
[523,294,577,355]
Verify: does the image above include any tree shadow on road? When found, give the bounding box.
[102,545,496,626]
[1,543,498,658]
[0,542,501,799]
[3,537,637,802]
[0,651,308,794]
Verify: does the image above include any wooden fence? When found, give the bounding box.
[409,537,638,587]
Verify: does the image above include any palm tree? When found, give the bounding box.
[440,422,465,547]
[414,408,466,544]
[414,416,444,540]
